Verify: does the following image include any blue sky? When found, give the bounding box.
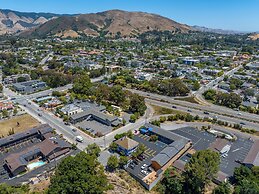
[0,0,258,32]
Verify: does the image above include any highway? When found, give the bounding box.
[128,89,259,126]
[147,98,259,131]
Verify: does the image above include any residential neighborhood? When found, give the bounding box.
[0,2,258,194]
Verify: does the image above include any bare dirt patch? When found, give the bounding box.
[106,170,158,194]
[0,114,40,137]
[151,104,186,116]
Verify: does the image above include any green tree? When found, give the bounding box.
[130,114,137,123]
[2,109,9,118]
[0,84,3,93]
[109,142,118,152]
[85,143,101,157]
[162,168,184,194]
[107,155,119,171]
[47,152,110,194]
[119,156,129,168]
[184,150,220,194]
[150,135,158,142]
[72,73,92,96]
[193,81,201,91]
[0,183,29,194]
[13,108,18,115]
[129,94,147,116]
[234,179,259,194]
[213,182,231,194]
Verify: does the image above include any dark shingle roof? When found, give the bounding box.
[0,124,52,148]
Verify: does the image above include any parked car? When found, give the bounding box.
[137,155,145,161]
[172,105,177,109]
[204,111,210,115]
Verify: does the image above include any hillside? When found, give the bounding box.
[21,10,192,38]
[0,9,59,35]
[248,33,259,40]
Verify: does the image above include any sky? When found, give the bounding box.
[0,0,258,32]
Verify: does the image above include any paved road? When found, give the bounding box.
[128,89,259,125]
[3,84,154,151]
[193,65,243,105]
[147,99,259,131]
[39,52,53,65]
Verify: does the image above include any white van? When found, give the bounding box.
[76,136,84,143]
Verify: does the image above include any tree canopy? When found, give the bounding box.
[47,151,110,194]
[184,150,220,194]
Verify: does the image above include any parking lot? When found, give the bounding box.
[172,127,253,176]
[76,120,113,136]
[126,133,167,180]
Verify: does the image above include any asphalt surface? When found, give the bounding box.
[128,89,259,126]
[147,98,259,131]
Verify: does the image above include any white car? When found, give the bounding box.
[76,136,84,143]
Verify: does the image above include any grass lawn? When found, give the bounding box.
[151,105,186,116]
[0,114,40,137]
[174,96,200,104]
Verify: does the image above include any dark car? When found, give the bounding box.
[172,106,177,109]
[137,155,145,161]
[38,113,42,117]
[240,122,246,125]
[187,109,192,112]
[204,111,210,115]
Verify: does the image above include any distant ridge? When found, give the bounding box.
[20,9,192,38]
[0,9,62,35]
[192,25,247,35]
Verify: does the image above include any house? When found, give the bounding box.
[13,80,47,94]
[245,62,259,70]
[135,72,153,81]
[0,101,14,111]
[203,69,220,76]
[218,83,231,91]
[182,57,200,65]
[115,137,139,156]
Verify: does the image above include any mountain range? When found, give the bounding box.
[0,9,61,35]
[0,9,192,38]
[0,9,254,38]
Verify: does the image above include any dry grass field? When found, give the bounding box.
[0,114,40,137]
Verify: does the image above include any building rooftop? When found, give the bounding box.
[145,123,190,143]
[115,137,139,150]
[243,140,259,166]
[151,139,187,167]
[70,109,117,123]
[4,131,71,175]
[0,124,52,148]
